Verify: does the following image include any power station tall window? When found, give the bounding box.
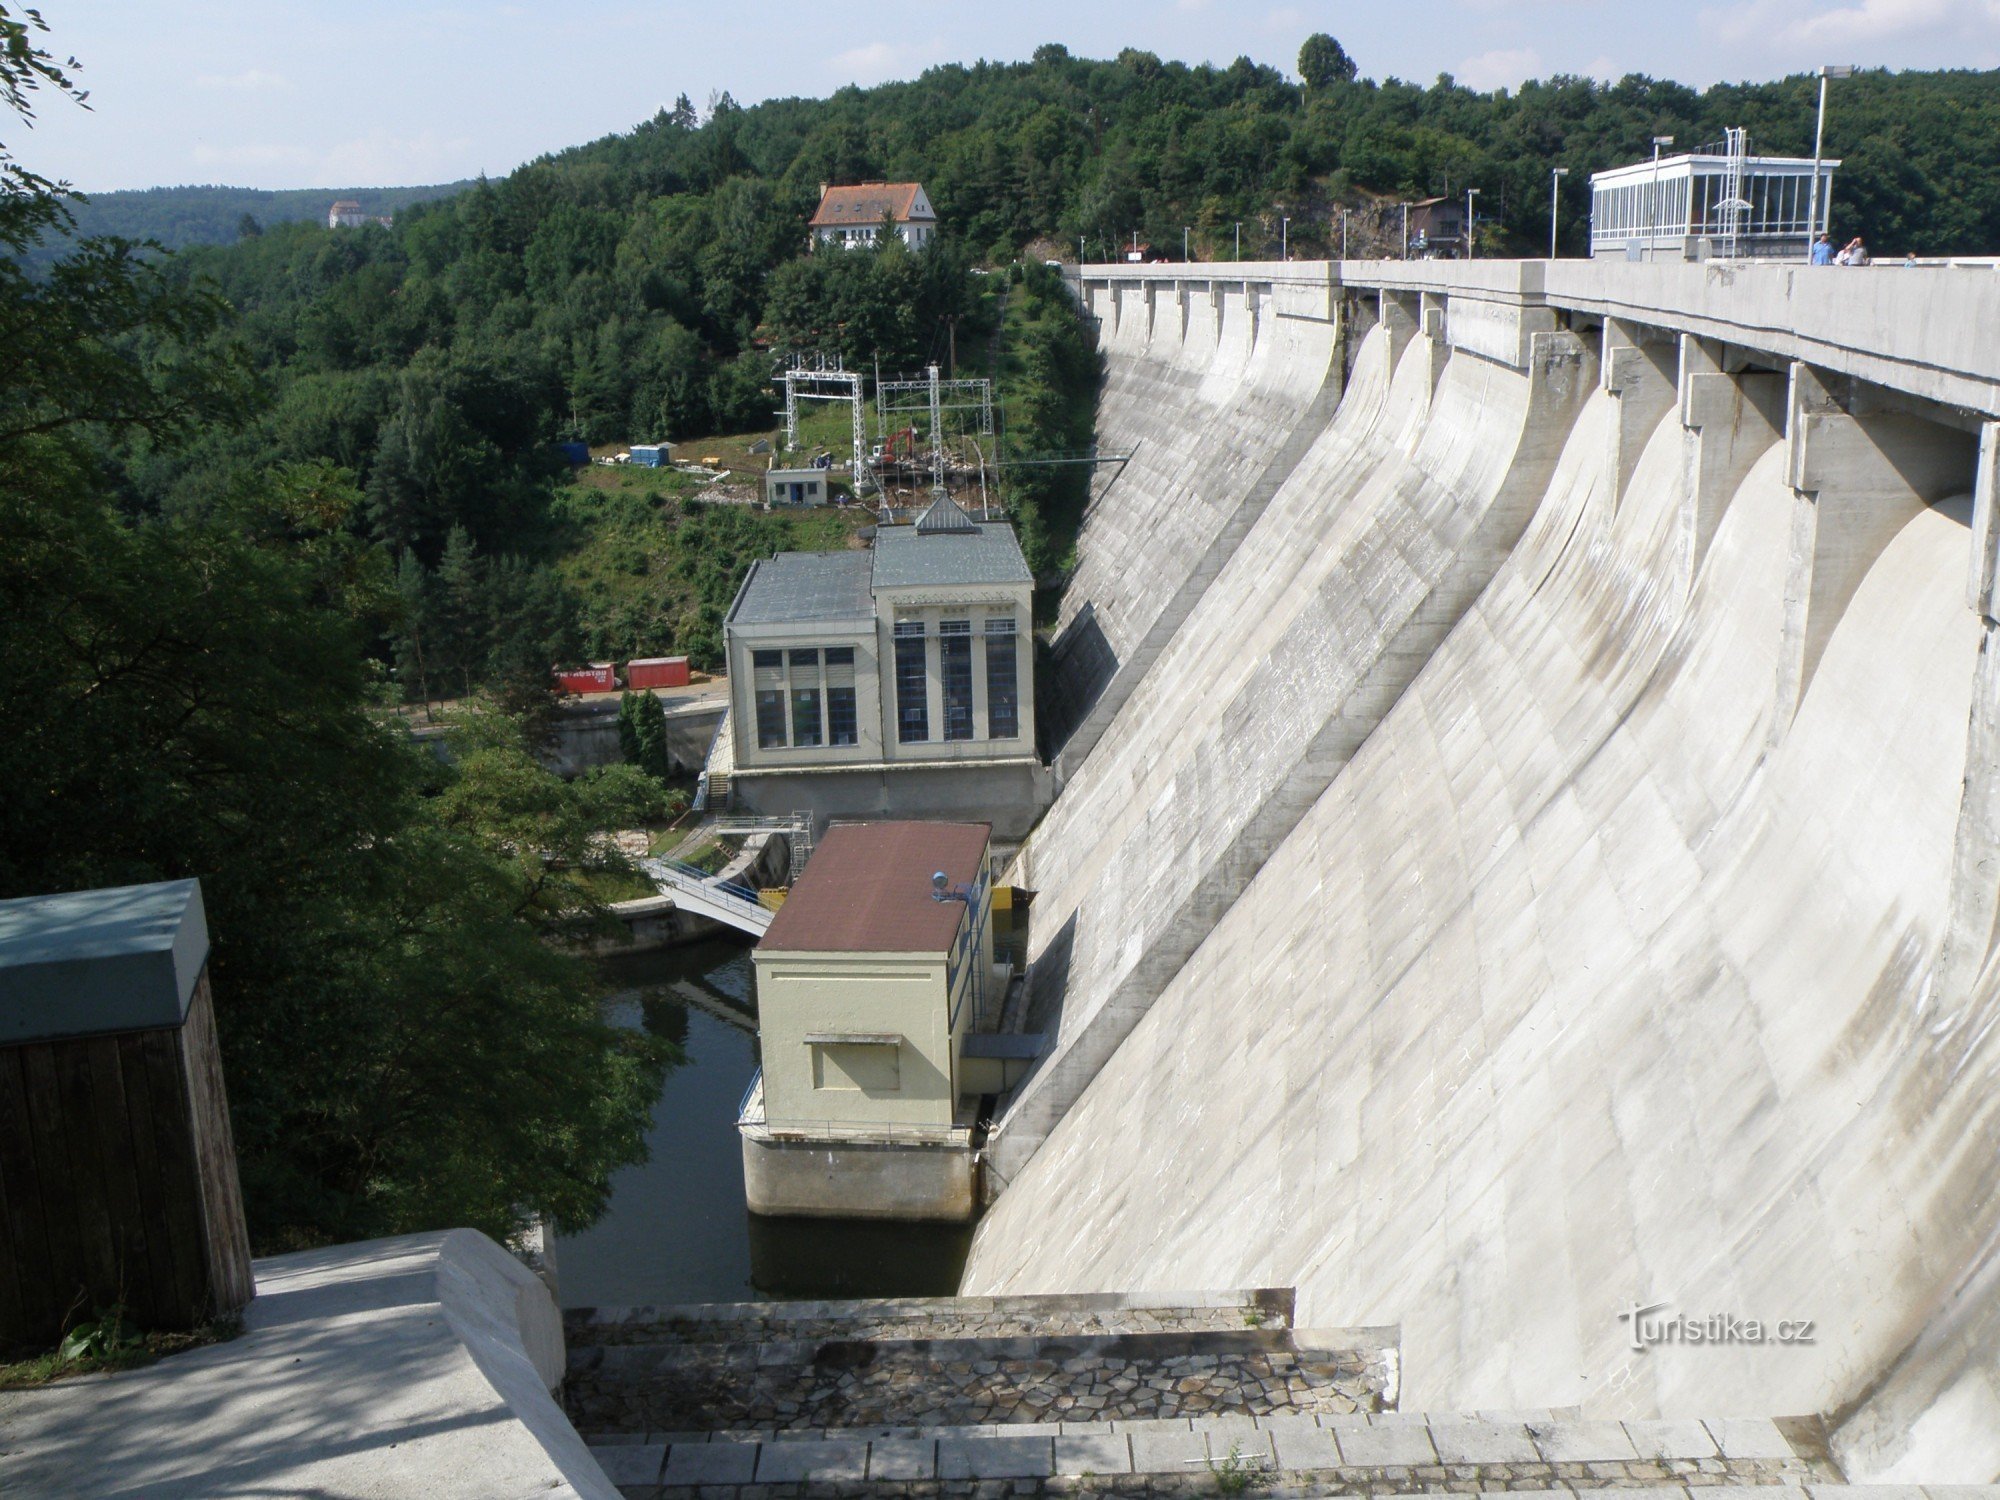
[940,620,973,741]
[894,621,928,743]
[789,648,822,747]
[826,646,858,746]
[753,649,787,749]
[985,617,1019,740]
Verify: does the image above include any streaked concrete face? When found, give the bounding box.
[1051,273,1342,771]
[971,262,2000,1483]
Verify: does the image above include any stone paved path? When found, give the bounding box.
[586,1409,1842,1498]
[566,1289,1295,1347]
[564,1290,1387,1438]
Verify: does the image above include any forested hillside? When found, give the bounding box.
[20,179,470,271]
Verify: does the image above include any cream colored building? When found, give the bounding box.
[717,495,1049,835]
[740,820,997,1219]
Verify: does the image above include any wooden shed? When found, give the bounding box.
[0,879,253,1350]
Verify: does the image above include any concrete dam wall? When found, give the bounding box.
[969,260,2000,1483]
[1049,267,1342,773]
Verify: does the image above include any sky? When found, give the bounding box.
[11,0,2000,192]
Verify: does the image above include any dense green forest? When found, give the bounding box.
[0,11,672,1263]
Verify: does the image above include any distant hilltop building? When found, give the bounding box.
[328,199,394,230]
[810,181,937,250]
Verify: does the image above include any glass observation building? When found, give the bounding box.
[1590,134,1840,262]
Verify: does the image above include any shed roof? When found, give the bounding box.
[872,518,1032,590]
[0,879,210,1043]
[728,551,874,625]
[759,822,989,954]
[810,182,934,228]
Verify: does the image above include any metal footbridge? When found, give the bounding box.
[638,856,774,937]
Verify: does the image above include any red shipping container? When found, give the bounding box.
[553,663,619,695]
[625,655,691,690]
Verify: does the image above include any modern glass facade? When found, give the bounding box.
[1590,149,1837,261]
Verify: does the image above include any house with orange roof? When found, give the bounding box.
[809,180,938,251]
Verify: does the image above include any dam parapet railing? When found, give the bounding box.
[1074,257,2000,418]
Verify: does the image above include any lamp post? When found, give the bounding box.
[1648,135,1674,258]
[1234,221,1241,260]
[1401,202,1410,260]
[1183,225,1190,261]
[1464,188,1481,259]
[1549,167,1569,259]
[1077,235,1085,265]
[1341,209,1350,261]
[1805,64,1854,261]
[1281,215,1291,261]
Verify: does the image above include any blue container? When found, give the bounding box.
[630,444,668,468]
[558,440,590,466]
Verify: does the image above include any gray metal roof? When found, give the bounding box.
[872,519,1032,590]
[0,878,210,1043]
[729,551,874,625]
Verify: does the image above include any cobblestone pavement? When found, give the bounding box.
[585,1411,1838,1498]
[568,1332,1388,1434]
[566,1291,1295,1348]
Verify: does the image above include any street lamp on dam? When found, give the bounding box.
[1807,64,1855,261]
[1549,167,1569,259]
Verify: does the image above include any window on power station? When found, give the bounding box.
[790,647,822,748]
[753,649,786,749]
[985,617,1019,740]
[894,620,928,743]
[826,646,858,746]
[940,620,974,741]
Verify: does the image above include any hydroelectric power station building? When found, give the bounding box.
[717,494,1048,835]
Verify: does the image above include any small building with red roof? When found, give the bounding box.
[741,819,1005,1219]
[809,181,938,251]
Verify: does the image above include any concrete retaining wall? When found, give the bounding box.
[0,1229,617,1498]
[741,1133,975,1221]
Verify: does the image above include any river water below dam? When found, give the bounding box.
[553,937,974,1307]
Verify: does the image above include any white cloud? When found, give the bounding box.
[193,68,290,92]
[1262,6,1307,31]
[1456,45,1543,88]
[1702,0,2000,58]
[828,39,943,85]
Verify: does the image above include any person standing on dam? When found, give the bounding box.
[1812,233,1835,264]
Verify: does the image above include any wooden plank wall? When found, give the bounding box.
[179,973,254,1316]
[0,967,253,1351]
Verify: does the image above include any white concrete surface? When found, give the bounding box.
[0,1230,615,1499]
[973,267,2000,1483]
[992,315,1593,1183]
[1052,270,1342,769]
